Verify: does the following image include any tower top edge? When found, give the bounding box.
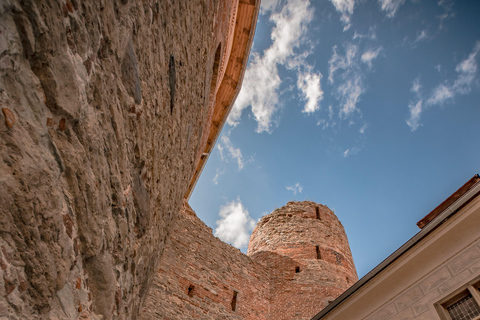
[256,201,333,223]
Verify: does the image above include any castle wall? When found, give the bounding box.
[141,201,358,320]
[139,202,271,320]
[249,202,358,320]
[0,0,258,319]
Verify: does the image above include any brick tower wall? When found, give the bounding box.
[141,201,357,320]
[248,201,358,320]
[139,202,271,320]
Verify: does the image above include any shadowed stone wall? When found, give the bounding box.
[0,0,256,319]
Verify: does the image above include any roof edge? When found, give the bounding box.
[417,174,480,229]
[185,0,260,200]
[311,174,480,320]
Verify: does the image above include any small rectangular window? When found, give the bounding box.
[187,285,194,297]
[446,294,480,320]
[316,246,321,259]
[231,290,238,312]
[436,277,480,320]
[316,207,321,220]
[295,266,300,273]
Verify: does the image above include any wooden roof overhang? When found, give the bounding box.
[185,0,260,199]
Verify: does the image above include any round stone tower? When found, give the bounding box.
[247,201,358,320]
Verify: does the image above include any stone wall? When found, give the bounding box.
[0,0,257,319]
[141,201,358,320]
[139,202,271,320]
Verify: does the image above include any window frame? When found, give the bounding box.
[435,276,480,320]
[231,289,239,312]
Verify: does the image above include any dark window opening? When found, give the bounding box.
[335,253,342,265]
[295,266,300,273]
[187,285,194,297]
[208,43,222,107]
[346,276,350,283]
[316,206,321,220]
[168,55,176,114]
[231,290,238,312]
[316,246,321,259]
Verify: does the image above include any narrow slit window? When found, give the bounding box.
[295,266,300,273]
[316,246,321,259]
[187,285,194,297]
[316,206,321,220]
[231,290,238,312]
[208,43,222,106]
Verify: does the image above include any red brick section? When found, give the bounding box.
[140,201,357,320]
[248,201,358,320]
[139,202,270,320]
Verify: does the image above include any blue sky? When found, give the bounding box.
[190,0,480,278]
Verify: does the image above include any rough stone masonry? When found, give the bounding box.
[140,201,357,320]
[0,0,258,319]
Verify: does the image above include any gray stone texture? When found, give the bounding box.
[0,0,224,318]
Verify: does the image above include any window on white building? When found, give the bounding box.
[436,278,480,320]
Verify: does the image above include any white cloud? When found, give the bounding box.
[378,0,406,18]
[361,47,382,68]
[456,48,478,74]
[213,168,225,185]
[415,30,428,42]
[328,42,381,119]
[453,42,480,94]
[297,71,323,113]
[359,123,368,134]
[217,133,246,170]
[407,42,480,131]
[214,198,256,249]
[427,41,480,105]
[261,0,281,13]
[353,26,377,41]
[316,118,327,128]
[406,77,423,131]
[343,146,362,157]
[437,0,455,30]
[229,0,316,133]
[286,183,303,195]
[336,76,363,117]
[329,0,355,31]
[427,84,454,105]
[411,77,421,94]
[406,99,423,131]
[316,105,337,129]
[328,44,358,84]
